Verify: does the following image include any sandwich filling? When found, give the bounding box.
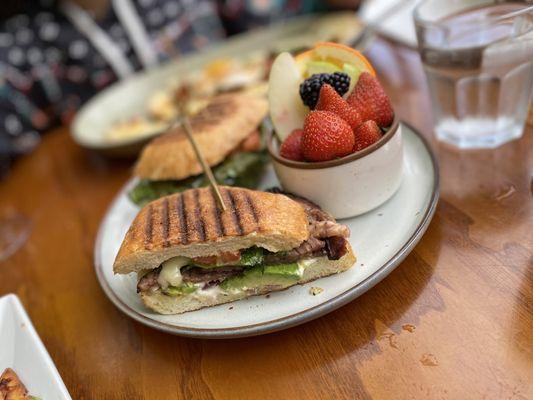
[137,193,350,297]
[129,130,267,206]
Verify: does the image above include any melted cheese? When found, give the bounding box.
[297,258,316,275]
[157,257,189,289]
[193,286,223,301]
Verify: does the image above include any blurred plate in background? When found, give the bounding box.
[71,12,364,158]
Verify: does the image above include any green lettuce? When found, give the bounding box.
[128,151,268,206]
[219,262,300,290]
[239,247,264,266]
[163,283,197,296]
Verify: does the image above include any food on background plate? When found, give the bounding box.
[113,187,356,315]
[269,42,394,162]
[146,89,182,122]
[104,52,270,143]
[129,92,269,206]
[0,368,40,400]
[190,53,270,98]
[104,116,167,143]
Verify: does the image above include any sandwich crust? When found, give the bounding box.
[113,187,309,274]
[134,93,268,181]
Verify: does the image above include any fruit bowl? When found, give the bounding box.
[267,115,403,219]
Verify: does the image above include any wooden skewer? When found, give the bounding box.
[178,116,227,211]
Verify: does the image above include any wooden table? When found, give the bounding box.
[1,38,532,400]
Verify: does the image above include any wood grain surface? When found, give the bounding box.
[0,38,532,400]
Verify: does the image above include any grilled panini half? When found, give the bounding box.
[113,187,356,315]
[134,92,268,181]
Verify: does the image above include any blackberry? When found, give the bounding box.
[299,72,351,109]
[299,73,329,109]
[327,72,351,97]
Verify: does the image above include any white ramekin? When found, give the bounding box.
[268,117,404,219]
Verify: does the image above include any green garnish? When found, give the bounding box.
[128,151,268,206]
[163,283,197,296]
[219,262,300,291]
[239,247,264,266]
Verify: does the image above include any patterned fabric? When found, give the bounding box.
[0,0,225,174]
[218,0,326,34]
[0,0,327,176]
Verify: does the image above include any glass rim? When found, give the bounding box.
[413,0,533,28]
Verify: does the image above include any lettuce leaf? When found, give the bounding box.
[128,151,268,206]
[239,247,264,266]
[163,283,197,296]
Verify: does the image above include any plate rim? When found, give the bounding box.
[94,122,439,338]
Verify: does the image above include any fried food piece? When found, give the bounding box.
[0,368,30,400]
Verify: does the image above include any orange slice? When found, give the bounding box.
[295,42,375,85]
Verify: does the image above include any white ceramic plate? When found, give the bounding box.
[95,124,438,338]
[0,294,72,399]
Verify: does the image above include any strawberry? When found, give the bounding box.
[353,120,382,152]
[301,111,354,162]
[347,72,394,128]
[280,129,304,161]
[315,84,363,130]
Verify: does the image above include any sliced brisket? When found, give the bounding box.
[181,266,244,283]
[137,268,160,293]
[264,237,326,264]
[325,236,348,260]
[309,220,350,239]
[267,188,350,260]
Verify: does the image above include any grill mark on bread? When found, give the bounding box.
[231,190,259,234]
[224,188,243,235]
[144,204,153,249]
[166,195,178,245]
[193,189,207,241]
[197,188,222,241]
[176,195,188,245]
[155,99,234,142]
[243,191,260,225]
[182,192,192,244]
[210,189,224,237]
[161,198,170,247]
[190,101,232,130]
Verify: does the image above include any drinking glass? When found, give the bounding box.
[414,0,533,148]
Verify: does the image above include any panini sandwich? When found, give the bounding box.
[129,92,269,206]
[114,187,356,314]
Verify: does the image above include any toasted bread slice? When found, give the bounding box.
[0,369,30,400]
[113,187,309,274]
[140,245,356,315]
[134,93,268,181]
